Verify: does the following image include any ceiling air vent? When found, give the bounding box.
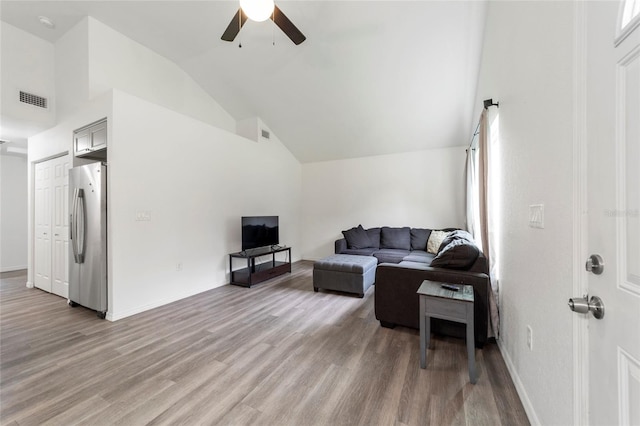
[19,91,48,109]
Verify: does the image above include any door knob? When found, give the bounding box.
[568,295,605,319]
[585,254,604,275]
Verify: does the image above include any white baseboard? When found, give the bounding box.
[497,339,541,426]
[1,265,27,273]
[26,281,34,288]
[107,282,225,322]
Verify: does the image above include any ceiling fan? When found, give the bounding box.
[221,0,306,45]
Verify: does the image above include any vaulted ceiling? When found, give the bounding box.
[1,1,487,163]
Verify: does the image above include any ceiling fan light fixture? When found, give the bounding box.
[239,0,274,22]
[38,15,55,29]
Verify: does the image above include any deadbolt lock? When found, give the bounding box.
[585,254,604,275]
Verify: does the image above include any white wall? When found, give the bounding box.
[87,17,236,134]
[300,146,466,260]
[1,22,55,138]
[473,1,576,424]
[54,17,89,121]
[53,17,236,134]
[108,90,301,320]
[0,154,28,271]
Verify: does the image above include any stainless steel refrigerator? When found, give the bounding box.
[68,162,107,319]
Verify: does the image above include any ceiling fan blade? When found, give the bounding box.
[271,5,306,45]
[221,9,248,42]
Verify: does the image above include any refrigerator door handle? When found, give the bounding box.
[71,188,86,264]
[71,188,79,263]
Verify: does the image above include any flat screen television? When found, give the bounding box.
[241,216,279,251]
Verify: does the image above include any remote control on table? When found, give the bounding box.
[441,284,459,291]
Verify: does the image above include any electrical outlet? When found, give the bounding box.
[176,262,183,271]
[529,204,544,228]
[527,325,533,351]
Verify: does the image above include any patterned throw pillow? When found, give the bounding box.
[426,230,451,254]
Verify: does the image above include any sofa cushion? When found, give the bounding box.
[342,225,373,249]
[431,239,480,269]
[380,227,411,250]
[397,260,432,270]
[427,230,451,254]
[410,228,432,251]
[403,251,435,264]
[365,227,381,249]
[373,249,410,264]
[341,248,378,256]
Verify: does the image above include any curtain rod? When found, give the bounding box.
[466,122,480,153]
[483,98,499,110]
[467,98,499,152]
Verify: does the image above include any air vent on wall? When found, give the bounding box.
[261,129,270,140]
[19,91,48,109]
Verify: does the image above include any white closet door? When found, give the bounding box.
[34,155,70,297]
[34,160,52,292]
[51,158,70,298]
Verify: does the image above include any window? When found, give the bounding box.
[621,0,640,29]
[617,0,640,45]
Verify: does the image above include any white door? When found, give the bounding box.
[51,158,70,298]
[34,155,70,298]
[34,160,52,292]
[585,1,640,424]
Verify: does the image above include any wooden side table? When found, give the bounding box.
[418,280,477,384]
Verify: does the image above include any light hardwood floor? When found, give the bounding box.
[0,262,529,425]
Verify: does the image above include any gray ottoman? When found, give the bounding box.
[313,254,378,298]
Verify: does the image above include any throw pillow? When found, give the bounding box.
[342,225,373,249]
[410,228,432,251]
[380,227,411,250]
[365,227,381,249]
[431,238,480,269]
[427,230,450,254]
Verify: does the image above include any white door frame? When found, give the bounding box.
[572,1,589,424]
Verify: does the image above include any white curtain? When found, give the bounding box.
[465,142,480,250]
[466,108,500,339]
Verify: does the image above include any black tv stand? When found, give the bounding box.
[229,246,291,287]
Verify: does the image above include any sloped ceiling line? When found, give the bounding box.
[1,0,487,163]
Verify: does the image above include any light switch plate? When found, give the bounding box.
[135,211,151,221]
[529,204,544,228]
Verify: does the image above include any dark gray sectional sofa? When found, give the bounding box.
[335,225,490,346]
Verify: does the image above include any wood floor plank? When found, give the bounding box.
[0,262,529,425]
